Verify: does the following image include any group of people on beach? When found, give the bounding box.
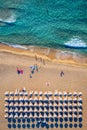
[35,55,45,65]
[16,64,39,79]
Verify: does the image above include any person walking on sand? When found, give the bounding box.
[60,71,64,77]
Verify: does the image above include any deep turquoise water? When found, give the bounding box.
[0,0,87,54]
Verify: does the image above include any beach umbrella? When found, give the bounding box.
[54,102,57,106]
[14,89,19,96]
[24,102,29,107]
[58,102,63,106]
[9,108,13,113]
[34,102,38,107]
[44,91,48,96]
[5,97,9,102]
[4,102,9,107]
[29,102,33,106]
[19,102,24,106]
[14,97,18,103]
[64,97,68,102]
[39,91,43,96]
[58,97,62,102]
[19,97,23,102]
[63,91,67,96]
[49,97,52,101]
[29,98,33,102]
[44,107,48,112]
[63,113,67,118]
[78,92,82,96]
[54,97,58,102]
[63,102,67,106]
[19,91,23,96]
[59,108,63,112]
[48,91,52,96]
[4,113,8,118]
[5,108,9,113]
[54,90,58,96]
[68,92,72,96]
[24,91,28,96]
[59,92,62,96]
[19,113,23,118]
[73,92,77,96]
[39,97,43,103]
[54,107,57,112]
[39,102,43,107]
[73,97,77,102]
[44,102,48,107]
[34,91,38,96]
[44,97,48,102]
[9,91,14,96]
[29,91,33,96]
[78,97,82,102]
[24,113,28,118]
[78,102,82,106]
[9,113,13,118]
[73,108,77,112]
[24,97,28,102]
[5,91,9,96]
[73,102,77,106]
[68,97,72,102]
[14,113,18,118]
[14,102,19,107]
[29,107,33,112]
[14,107,19,112]
[68,108,73,112]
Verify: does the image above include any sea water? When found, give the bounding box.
[0,0,87,55]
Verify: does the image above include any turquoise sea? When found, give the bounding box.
[0,0,87,55]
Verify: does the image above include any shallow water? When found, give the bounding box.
[0,0,87,55]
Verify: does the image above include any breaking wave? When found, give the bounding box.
[64,37,87,49]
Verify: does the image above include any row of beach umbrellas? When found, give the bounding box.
[5,89,82,97]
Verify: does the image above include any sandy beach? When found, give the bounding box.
[0,44,87,130]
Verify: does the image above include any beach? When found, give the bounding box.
[0,44,87,130]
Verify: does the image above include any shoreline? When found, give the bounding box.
[0,43,87,67]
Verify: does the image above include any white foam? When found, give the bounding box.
[10,44,28,50]
[65,37,87,48]
[0,13,16,24]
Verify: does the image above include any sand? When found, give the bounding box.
[0,44,87,130]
